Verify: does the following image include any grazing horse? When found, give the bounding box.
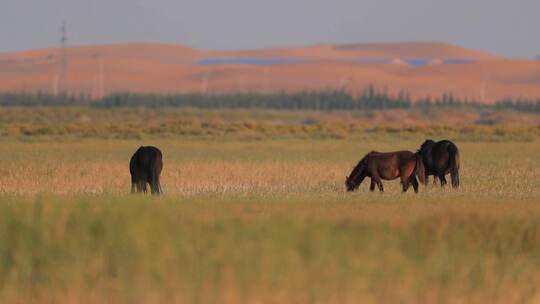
[346,151,426,193]
[417,139,460,188]
[129,146,163,195]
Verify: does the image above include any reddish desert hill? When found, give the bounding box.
[0,42,539,103]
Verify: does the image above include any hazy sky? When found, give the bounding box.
[2,0,539,58]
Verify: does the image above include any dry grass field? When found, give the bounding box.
[0,108,539,303]
[0,139,538,198]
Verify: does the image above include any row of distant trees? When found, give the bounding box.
[1,86,539,112]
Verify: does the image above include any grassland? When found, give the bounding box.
[1,107,540,141]
[0,107,539,303]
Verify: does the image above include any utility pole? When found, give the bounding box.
[99,62,105,98]
[58,21,68,95]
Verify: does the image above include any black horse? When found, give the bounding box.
[346,150,426,193]
[130,146,163,195]
[417,139,460,188]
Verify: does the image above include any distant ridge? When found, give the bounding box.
[1,42,539,103]
[334,41,497,60]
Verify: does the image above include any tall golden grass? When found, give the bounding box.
[0,108,539,303]
[1,194,540,303]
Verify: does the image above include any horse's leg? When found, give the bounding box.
[402,182,410,192]
[372,177,384,192]
[141,181,148,193]
[371,171,384,192]
[150,176,158,195]
[377,181,384,192]
[439,174,447,187]
[410,176,419,193]
[400,169,410,192]
[150,168,161,195]
[369,179,376,192]
[401,178,410,192]
[151,182,161,195]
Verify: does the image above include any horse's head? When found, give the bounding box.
[345,175,356,192]
[345,160,366,192]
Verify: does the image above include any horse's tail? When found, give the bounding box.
[448,144,460,188]
[150,161,161,195]
[415,154,426,185]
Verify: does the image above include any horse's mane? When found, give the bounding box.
[348,151,378,183]
[349,158,366,178]
[418,139,435,153]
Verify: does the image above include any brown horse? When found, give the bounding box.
[130,146,163,195]
[346,150,426,193]
[417,139,460,188]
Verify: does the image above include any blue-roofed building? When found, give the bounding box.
[405,58,431,66]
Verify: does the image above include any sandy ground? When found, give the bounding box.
[1,42,539,102]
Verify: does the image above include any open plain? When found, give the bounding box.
[0,108,539,303]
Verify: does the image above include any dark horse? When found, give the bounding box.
[417,139,460,188]
[130,146,163,195]
[346,151,426,193]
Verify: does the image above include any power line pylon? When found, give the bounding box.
[57,21,68,95]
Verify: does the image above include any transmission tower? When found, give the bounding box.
[57,21,68,94]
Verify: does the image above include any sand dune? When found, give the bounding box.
[0,42,539,103]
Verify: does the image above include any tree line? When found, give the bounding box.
[1,87,539,112]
